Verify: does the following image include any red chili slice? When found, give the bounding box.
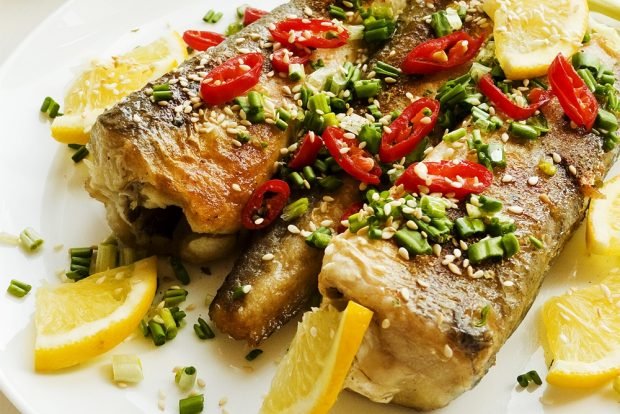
[243,7,268,26]
[379,98,440,163]
[548,53,598,130]
[269,18,349,49]
[478,74,551,120]
[288,131,323,169]
[396,160,493,199]
[182,30,226,51]
[241,179,291,230]
[200,53,264,105]
[271,47,311,73]
[401,31,485,75]
[322,126,381,185]
[338,202,364,233]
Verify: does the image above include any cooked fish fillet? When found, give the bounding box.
[318,41,620,411]
[86,0,363,262]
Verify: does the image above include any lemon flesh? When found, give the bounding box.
[587,175,620,255]
[484,0,588,80]
[260,301,373,414]
[35,257,157,371]
[542,272,620,387]
[51,32,187,145]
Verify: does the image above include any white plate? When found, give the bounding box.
[0,0,619,413]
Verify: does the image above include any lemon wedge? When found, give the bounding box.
[586,175,620,255]
[483,0,588,79]
[542,272,620,387]
[51,32,187,145]
[35,257,158,371]
[260,301,373,414]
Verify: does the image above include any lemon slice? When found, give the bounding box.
[35,257,158,371]
[542,272,620,387]
[260,301,373,414]
[51,32,187,145]
[586,175,620,255]
[483,0,588,79]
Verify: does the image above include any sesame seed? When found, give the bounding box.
[552,152,562,163]
[527,176,539,186]
[453,248,462,258]
[381,318,391,329]
[339,147,350,154]
[343,132,356,139]
[197,378,206,388]
[462,259,470,268]
[443,344,453,358]
[502,174,515,183]
[262,253,275,261]
[502,280,514,287]
[254,218,264,225]
[473,270,484,278]
[508,205,524,214]
[459,240,468,250]
[448,262,462,275]
[287,224,301,234]
[539,193,552,204]
[417,278,429,288]
[398,247,410,260]
[568,165,577,176]
[501,132,509,142]
[238,47,252,54]
[385,77,397,84]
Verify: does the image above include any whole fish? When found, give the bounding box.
[319,24,620,414]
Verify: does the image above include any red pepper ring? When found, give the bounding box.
[243,7,268,26]
[241,179,291,230]
[182,30,226,51]
[338,202,364,233]
[548,53,598,130]
[478,74,551,121]
[200,53,264,106]
[396,160,493,199]
[401,31,485,75]
[269,18,349,49]
[322,126,382,185]
[271,47,311,73]
[288,131,323,169]
[379,98,440,163]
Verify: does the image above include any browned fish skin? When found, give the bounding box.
[319,40,620,413]
[86,0,349,259]
[209,179,360,345]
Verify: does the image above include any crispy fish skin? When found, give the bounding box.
[319,42,620,410]
[209,179,360,345]
[86,0,355,260]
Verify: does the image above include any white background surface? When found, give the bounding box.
[0,1,66,410]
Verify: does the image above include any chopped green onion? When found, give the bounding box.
[501,233,520,258]
[306,227,332,249]
[288,171,305,188]
[281,198,309,221]
[164,287,188,307]
[394,228,432,256]
[197,317,215,339]
[508,122,540,140]
[468,236,504,264]
[159,307,178,340]
[318,175,343,190]
[596,108,619,132]
[302,166,316,182]
[329,5,346,19]
[148,320,166,346]
[486,216,516,236]
[179,394,204,414]
[475,305,490,327]
[71,145,89,163]
[236,4,248,18]
[152,83,170,92]
[152,90,173,102]
[358,124,382,154]
[7,279,32,298]
[577,68,597,92]
[430,11,452,37]
[455,217,486,238]
[19,227,44,252]
[353,79,381,98]
[225,22,244,36]
[529,236,544,249]
[302,111,325,133]
[323,112,339,127]
[277,108,292,123]
[248,91,264,110]
[175,366,197,391]
[470,62,492,82]
[289,63,305,81]
[572,52,600,73]
[112,355,143,383]
[420,196,447,218]
[367,104,382,120]
[170,256,190,285]
[478,195,503,214]
[232,284,251,300]
[40,96,61,118]
[308,93,331,114]
[94,243,118,273]
[582,32,591,43]
[245,349,263,361]
[443,127,467,143]
[203,10,215,22]
[275,118,288,131]
[374,61,401,78]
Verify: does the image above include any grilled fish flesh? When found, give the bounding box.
[319,30,620,413]
[86,0,368,263]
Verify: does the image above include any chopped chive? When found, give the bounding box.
[277,108,292,123]
[211,12,223,23]
[196,317,215,339]
[353,79,381,98]
[19,227,44,252]
[329,4,346,19]
[139,319,150,336]
[288,171,305,188]
[225,22,244,36]
[70,256,91,267]
[275,118,288,131]
[148,320,166,346]
[119,247,136,266]
[289,63,305,81]
[596,108,619,132]
[308,93,331,114]
[159,308,178,340]
[443,127,467,143]
[71,145,89,163]
[65,271,85,281]
[323,112,339,127]
[40,97,61,118]
[302,166,316,182]
[374,61,401,78]
[179,394,204,414]
[236,4,248,18]
[508,122,539,140]
[170,256,190,285]
[152,83,170,92]
[40,96,52,112]
[152,90,173,102]
[248,91,264,110]
[517,373,530,388]
[318,175,343,190]
[7,279,32,298]
[572,52,600,73]
[94,243,118,273]
[306,227,332,249]
[529,236,544,249]
[420,195,447,218]
[203,10,215,23]
[475,305,491,327]
[175,366,197,391]
[193,323,208,339]
[528,370,542,385]
[281,198,309,222]
[245,349,263,361]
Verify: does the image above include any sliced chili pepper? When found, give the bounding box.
[269,18,349,49]
[548,53,598,130]
[322,126,381,184]
[478,74,551,120]
[396,160,493,199]
[379,98,440,163]
[243,7,268,26]
[401,31,485,75]
[182,30,226,51]
[338,202,364,233]
[241,179,291,230]
[200,53,264,105]
[271,47,311,73]
[288,132,323,169]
